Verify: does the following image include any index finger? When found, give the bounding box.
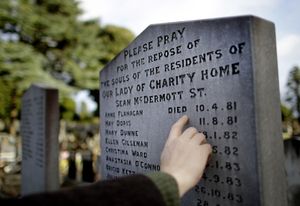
[169,115,189,139]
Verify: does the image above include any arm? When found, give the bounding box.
[2,175,166,206]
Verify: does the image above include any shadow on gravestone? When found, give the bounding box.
[99,15,287,206]
[20,84,59,196]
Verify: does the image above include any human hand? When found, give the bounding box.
[160,115,212,197]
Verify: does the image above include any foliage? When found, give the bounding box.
[0,0,135,127]
[281,104,293,122]
[61,96,77,121]
[79,101,90,121]
[286,66,300,120]
[0,41,73,127]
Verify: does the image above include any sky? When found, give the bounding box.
[76,0,300,107]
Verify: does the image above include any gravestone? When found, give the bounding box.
[20,84,59,195]
[99,16,287,206]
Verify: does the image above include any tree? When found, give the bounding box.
[61,96,77,121]
[0,41,74,132]
[79,101,90,121]
[0,0,135,129]
[281,104,293,122]
[286,66,300,121]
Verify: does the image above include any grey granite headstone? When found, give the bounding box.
[99,16,287,206]
[20,84,59,195]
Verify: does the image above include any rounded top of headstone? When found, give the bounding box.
[31,83,57,90]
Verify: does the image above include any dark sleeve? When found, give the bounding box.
[1,174,168,206]
[146,172,180,206]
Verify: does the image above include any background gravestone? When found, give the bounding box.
[20,84,59,195]
[100,16,287,206]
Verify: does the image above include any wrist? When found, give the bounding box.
[173,174,190,197]
[162,171,190,197]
